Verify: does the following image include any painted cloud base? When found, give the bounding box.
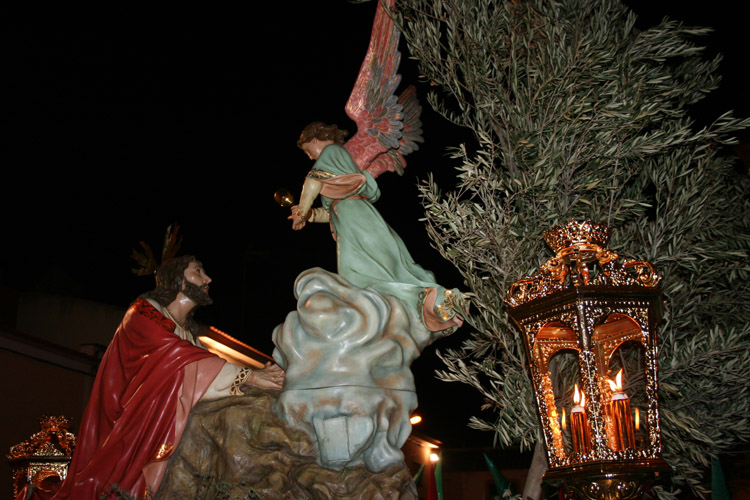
[272,268,449,472]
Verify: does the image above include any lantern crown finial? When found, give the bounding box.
[7,415,76,461]
[544,219,610,254]
[506,220,660,307]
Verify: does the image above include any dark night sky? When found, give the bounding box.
[2,2,747,448]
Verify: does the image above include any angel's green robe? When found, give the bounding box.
[306,144,466,333]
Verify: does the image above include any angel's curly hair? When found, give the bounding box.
[297,122,349,148]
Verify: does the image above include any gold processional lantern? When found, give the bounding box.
[7,416,76,498]
[505,220,669,499]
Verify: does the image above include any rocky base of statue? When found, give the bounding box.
[155,388,417,500]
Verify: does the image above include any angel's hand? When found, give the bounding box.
[289,214,306,230]
[289,205,307,230]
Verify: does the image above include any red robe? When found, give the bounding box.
[38,299,225,499]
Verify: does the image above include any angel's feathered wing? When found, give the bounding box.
[343,0,423,178]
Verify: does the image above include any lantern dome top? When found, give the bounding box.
[544,220,610,254]
[7,416,75,462]
[506,220,660,307]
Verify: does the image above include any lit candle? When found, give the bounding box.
[570,384,590,455]
[635,407,639,431]
[607,369,635,451]
[634,407,647,450]
[561,408,567,431]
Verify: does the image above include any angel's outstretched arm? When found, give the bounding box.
[298,177,322,219]
[289,177,328,230]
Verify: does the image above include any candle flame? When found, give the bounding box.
[635,408,640,431]
[607,368,624,392]
[573,384,586,407]
[561,408,567,430]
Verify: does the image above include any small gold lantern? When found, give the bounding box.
[506,221,668,499]
[7,416,76,498]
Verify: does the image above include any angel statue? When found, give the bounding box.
[289,0,467,335]
[146,3,471,496]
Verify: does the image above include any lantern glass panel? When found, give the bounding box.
[549,349,580,456]
[607,341,647,402]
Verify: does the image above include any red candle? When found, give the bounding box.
[608,369,635,451]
